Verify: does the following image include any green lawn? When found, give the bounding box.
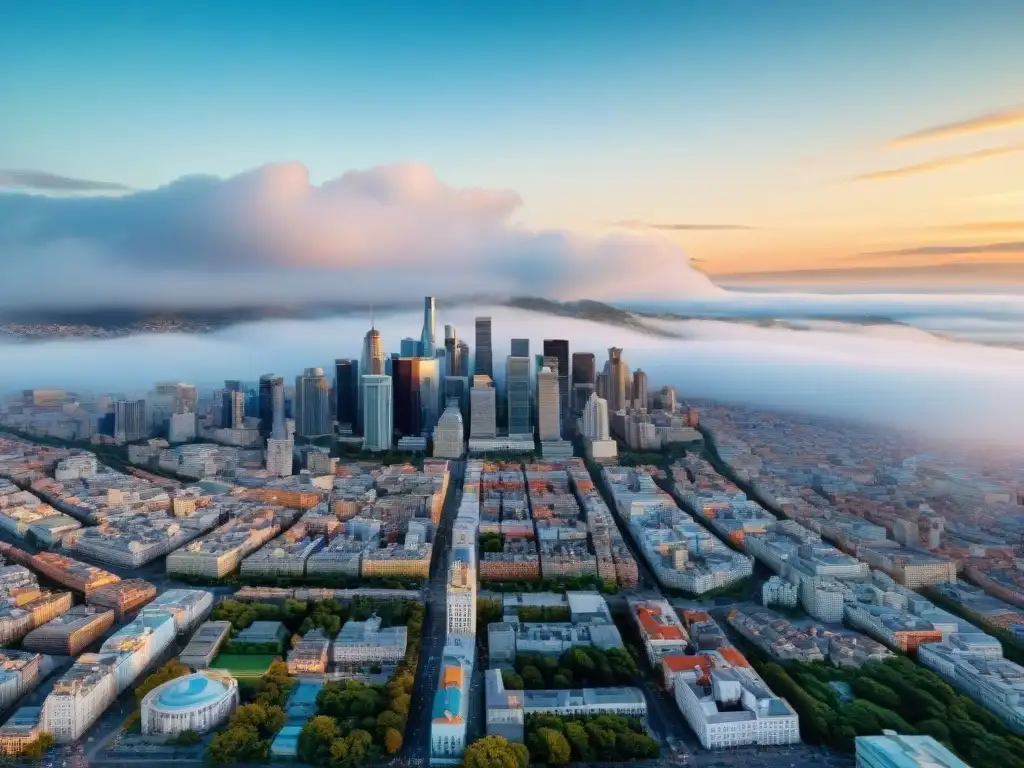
[211,654,278,678]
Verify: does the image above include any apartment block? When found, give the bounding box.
[22,605,115,656]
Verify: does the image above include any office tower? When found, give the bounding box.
[400,337,419,358]
[444,326,459,377]
[361,375,393,452]
[334,359,359,432]
[295,368,331,438]
[536,366,560,441]
[506,356,532,437]
[510,338,530,358]
[474,317,493,379]
[655,385,677,412]
[434,348,448,381]
[631,369,649,410]
[543,339,570,432]
[571,352,596,410]
[469,375,497,438]
[226,390,245,429]
[393,358,441,437]
[893,519,920,548]
[443,376,471,438]
[259,375,285,438]
[114,399,147,442]
[607,348,629,412]
[595,372,608,401]
[220,381,243,428]
[433,404,465,459]
[362,327,385,376]
[582,392,610,440]
[457,341,470,377]
[421,296,436,357]
[266,437,293,477]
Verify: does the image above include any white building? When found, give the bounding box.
[100,612,177,694]
[331,616,407,665]
[582,392,610,440]
[469,375,497,439]
[430,642,474,763]
[43,653,118,743]
[266,438,294,477]
[447,559,476,637]
[168,411,197,443]
[673,666,800,750]
[536,367,560,441]
[141,670,238,735]
[361,375,393,452]
[761,576,798,608]
[433,404,465,459]
[140,589,213,634]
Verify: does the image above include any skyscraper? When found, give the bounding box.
[582,392,611,441]
[393,357,441,437]
[400,338,419,358]
[457,340,470,377]
[259,375,285,438]
[334,359,359,432]
[537,367,560,441]
[632,369,649,410]
[506,355,532,437]
[543,339,570,433]
[607,348,629,412]
[421,296,436,357]
[442,376,470,438]
[295,367,331,438]
[444,325,459,378]
[433,404,465,459]
[510,338,530,358]
[469,375,497,439]
[221,380,244,428]
[114,399,147,443]
[474,317,493,379]
[361,375,393,452]
[571,352,596,411]
[362,327,385,376]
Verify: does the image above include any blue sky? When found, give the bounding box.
[3,0,1024,274]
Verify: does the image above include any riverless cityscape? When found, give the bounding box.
[0,297,1017,768]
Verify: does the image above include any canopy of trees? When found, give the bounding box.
[754,655,1024,768]
[207,659,295,764]
[297,601,424,768]
[516,605,570,622]
[462,735,530,768]
[482,574,617,594]
[480,532,504,553]
[133,659,191,706]
[506,646,638,690]
[12,732,54,762]
[524,713,658,764]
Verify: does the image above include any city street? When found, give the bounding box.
[404,459,464,760]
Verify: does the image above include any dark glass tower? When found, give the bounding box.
[474,317,493,379]
[334,359,359,431]
[543,339,570,434]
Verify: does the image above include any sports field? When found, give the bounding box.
[210,653,278,678]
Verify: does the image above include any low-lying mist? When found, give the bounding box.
[3,305,1023,450]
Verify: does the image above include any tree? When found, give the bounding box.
[384,727,403,754]
[502,671,525,690]
[232,703,286,739]
[563,722,593,762]
[134,659,191,706]
[537,727,571,765]
[463,735,530,768]
[208,724,264,764]
[171,729,202,747]
[520,665,545,689]
[17,732,55,761]
[299,715,343,765]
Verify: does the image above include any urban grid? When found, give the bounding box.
[0,296,1019,768]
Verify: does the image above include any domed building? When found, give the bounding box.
[140,670,238,735]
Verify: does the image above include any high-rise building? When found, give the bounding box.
[258,375,285,438]
[334,359,359,432]
[442,376,471,437]
[433,404,465,459]
[362,327,385,376]
[571,352,596,411]
[474,317,493,379]
[607,348,629,412]
[444,326,459,378]
[582,392,611,441]
[537,366,560,441]
[543,339,570,433]
[114,400,147,443]
[361,375,393,452]
[400,338,419,358]
[393,358,441,437]
[596,372,608,401]
[421,296,437,357]
[631,369,649,410]
[457,341,470,377]
[295,368,331,438]
[506,356,532,437]
[470,375,497,439]
[510,338,530,358]
[266,438,294,477]
[223,390,244,429]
